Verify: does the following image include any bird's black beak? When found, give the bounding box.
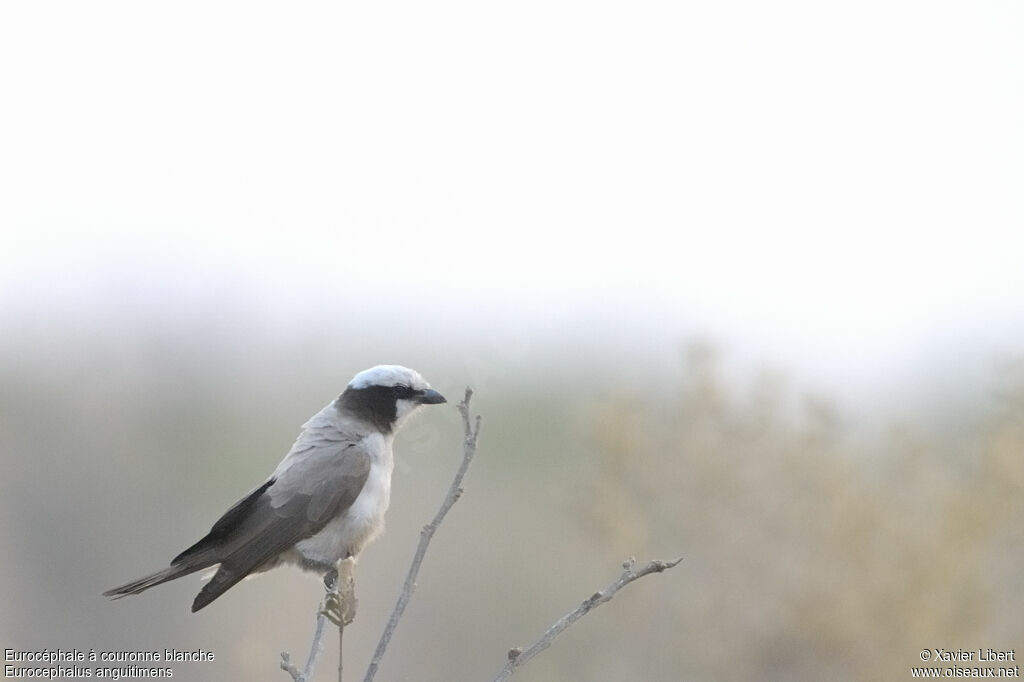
[417,388,447,405]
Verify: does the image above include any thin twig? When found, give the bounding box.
[280,578,339,682]
[338,608,344,682]
[363,387,482,682]
[491,556,684,682]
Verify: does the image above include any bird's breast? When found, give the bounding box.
[290,434,394,568]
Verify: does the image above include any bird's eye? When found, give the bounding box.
[392,385,414,399]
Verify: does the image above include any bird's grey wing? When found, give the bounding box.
[190,440,371,611]
[224,443,372,566]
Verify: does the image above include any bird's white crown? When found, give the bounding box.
[348,365,430,391]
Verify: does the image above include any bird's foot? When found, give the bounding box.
[321,567,344,625]
[321,591,345,626]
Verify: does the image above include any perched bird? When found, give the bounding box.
[104,365,446,612]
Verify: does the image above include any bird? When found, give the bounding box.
[104,364,447,612]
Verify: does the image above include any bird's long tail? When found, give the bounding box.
[103,563,207,600]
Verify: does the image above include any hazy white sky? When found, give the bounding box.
[1,1,1022,378]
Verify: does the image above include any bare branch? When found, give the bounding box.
[491,556,684,682]
[278,559,356,682]
[280,577,338,682]
[363,388,482,682]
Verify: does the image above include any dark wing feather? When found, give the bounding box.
[104,480,277,600]
[191,442,371,611]
[172,478,275,565]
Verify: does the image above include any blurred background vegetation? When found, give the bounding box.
[1,302,1021,681]
[3,2,1021,680]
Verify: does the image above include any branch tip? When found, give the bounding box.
[279,652,301,682]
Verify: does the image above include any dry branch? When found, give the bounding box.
[279,572,341,682]
[362,388,482,682]
[491,556,684,682]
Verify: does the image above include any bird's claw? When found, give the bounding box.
[320,592,344,626]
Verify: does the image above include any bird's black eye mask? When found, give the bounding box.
[335,384,417,432]
[390,385,415,400]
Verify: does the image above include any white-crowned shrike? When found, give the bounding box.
[104,365,446,612]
